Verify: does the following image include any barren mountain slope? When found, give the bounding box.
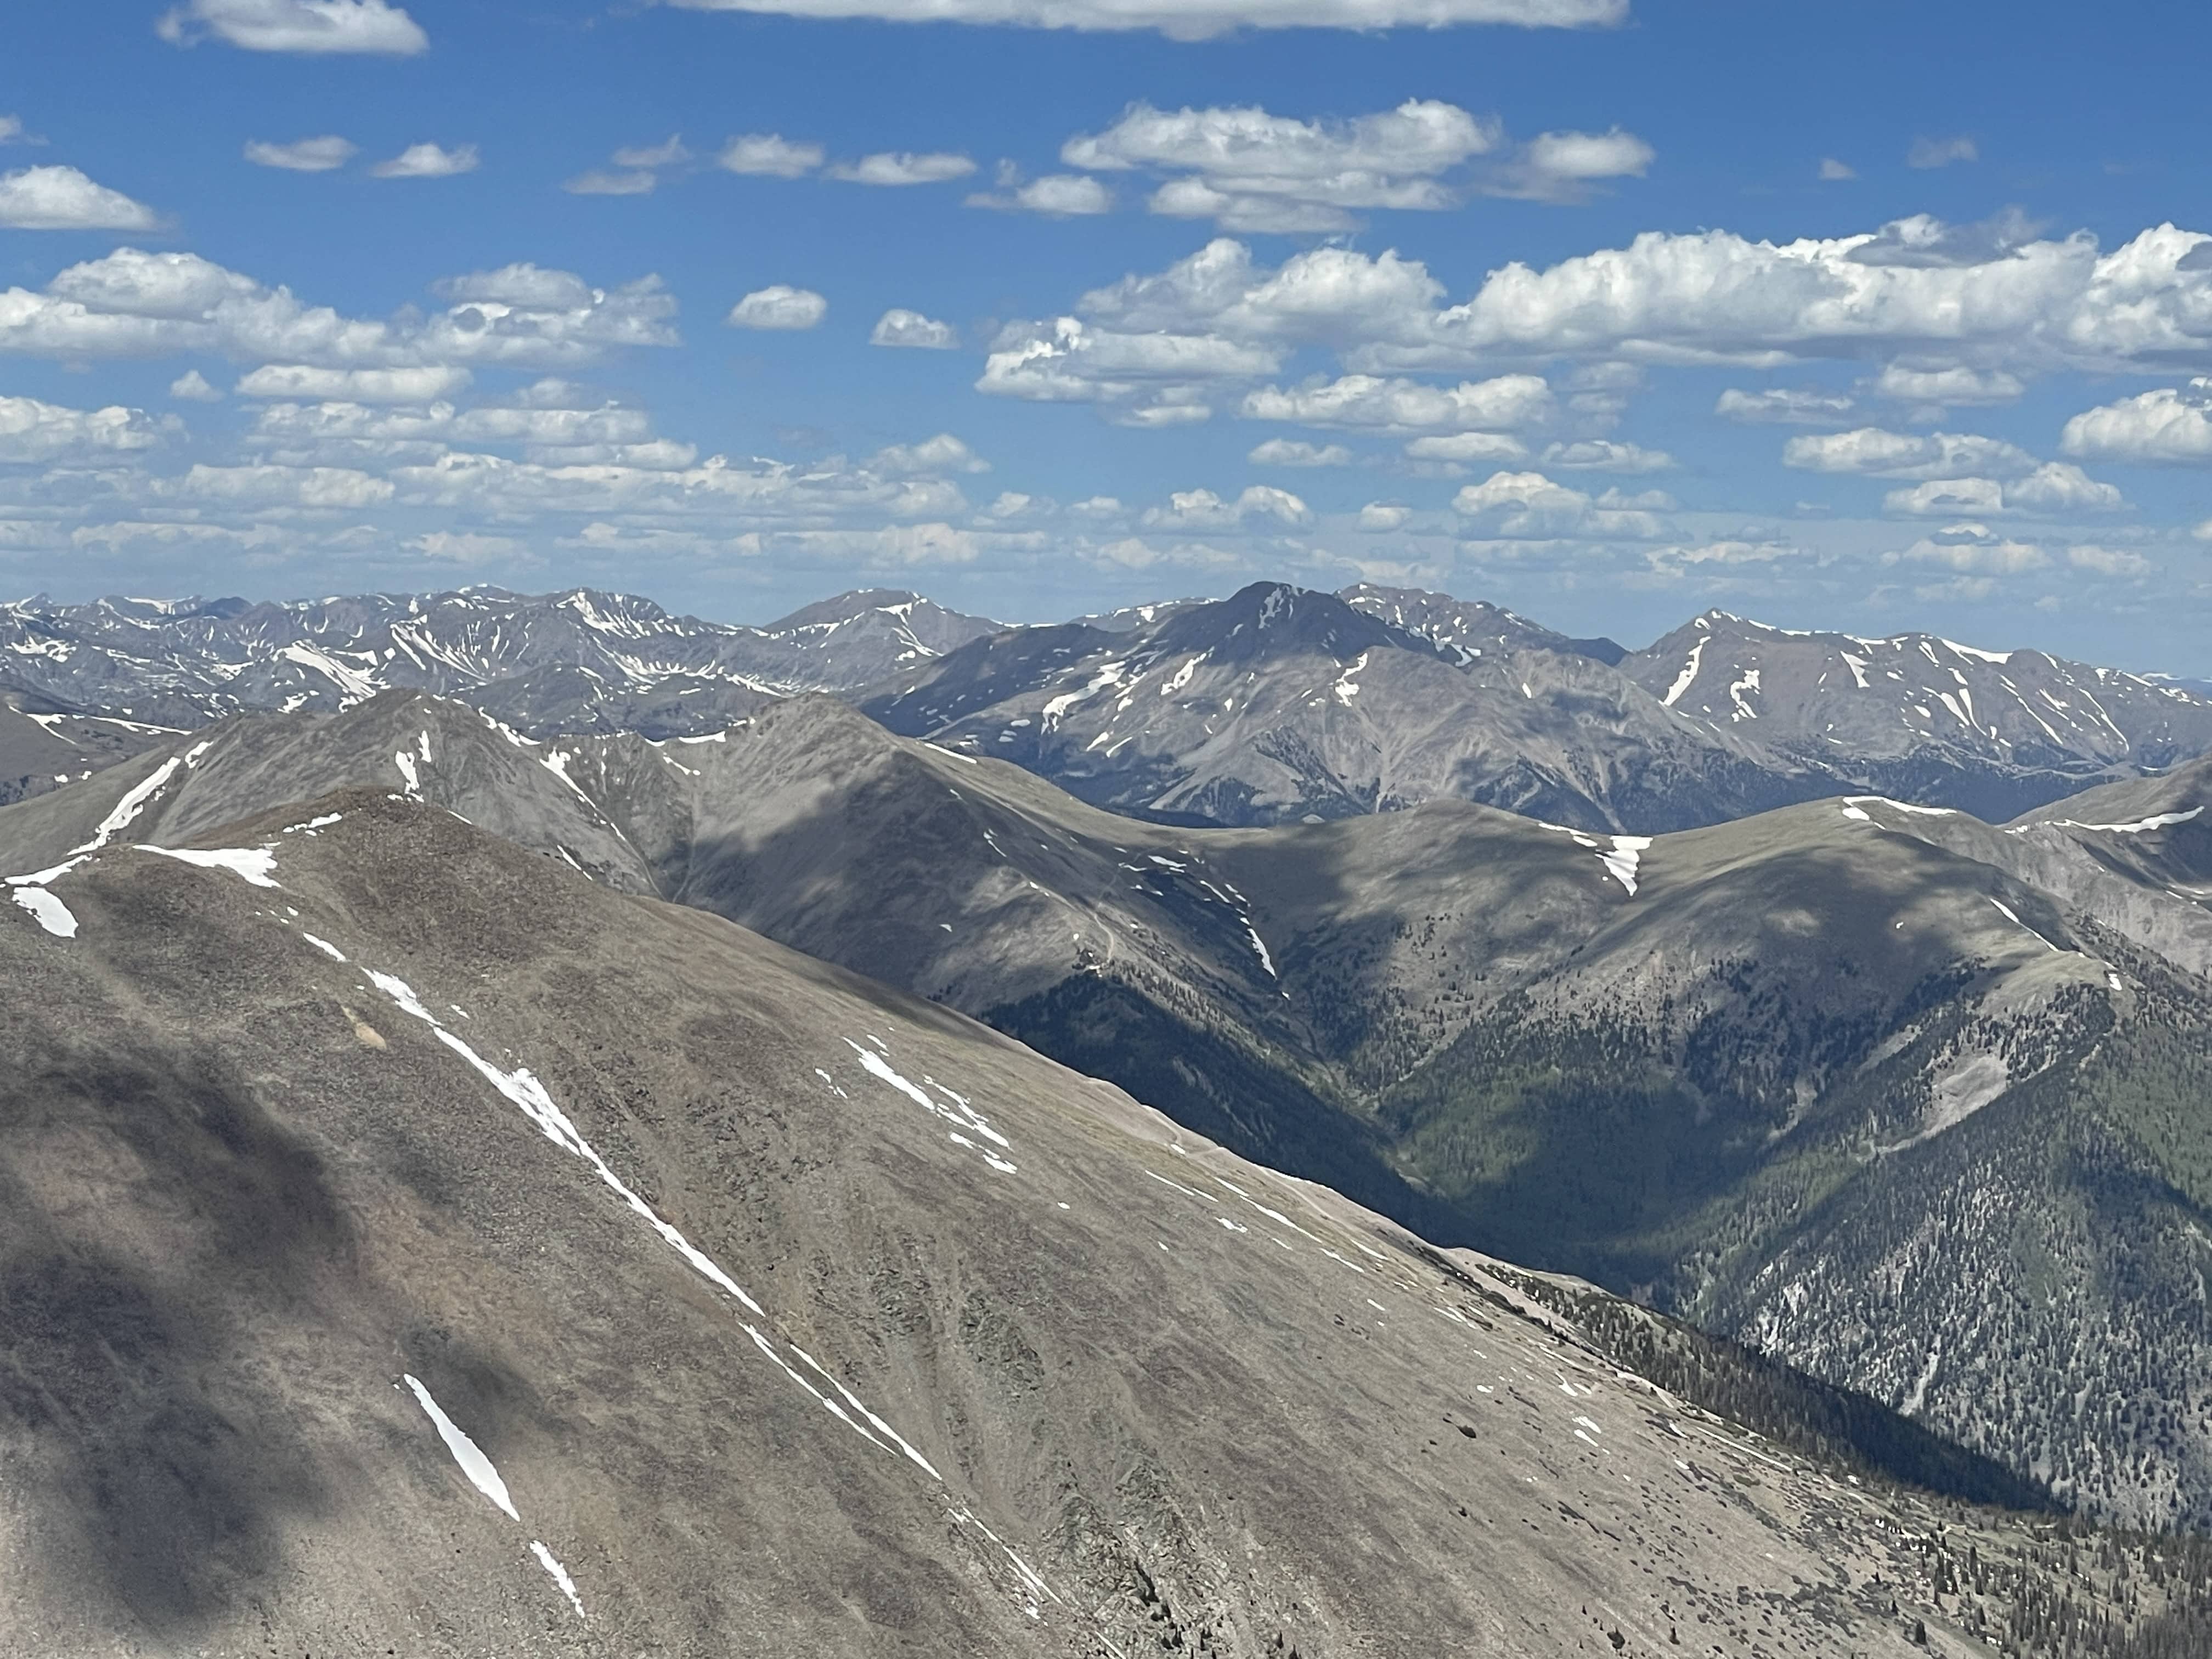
[865,582,1820,833]
[15,694,2212,1530]
[0,688,176,808]
[5,786,2168,1657]
[1340,580,1628,664]
[1619,612,2212,820]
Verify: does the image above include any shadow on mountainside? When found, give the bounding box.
[0,1036,348,1635]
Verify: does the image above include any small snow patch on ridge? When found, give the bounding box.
[137,845,280,888]
[1598,836,1651,896]
[2040,806,2202,835]
[12,887,77,938]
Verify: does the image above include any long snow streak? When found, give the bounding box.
[1661,638,1705,708]
[402,1374,519,1520]
[532,1542,586,1618]
[72,755,182,854]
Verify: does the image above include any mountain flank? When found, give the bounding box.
[14,687,2212,1532]
[16,780,2205,1653]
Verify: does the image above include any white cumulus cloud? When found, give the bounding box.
[828,152,976,186]
[2061,379,2212,464]
[1870,362,2023,408]
[169,369,223,402]
[967,173,1113,215]
[177,461,396,509]
[236,364,473,402]
[244,134,358,171]
[1782,427,2039,479]
[1541,438,1672,471]
[1058,100,1647,231]
[371,143,478,178]
[409,529,528,563]
[2067,543,2152,576]
[871,308,960,348]
[1403,431,1529,463]
[1891,522,2046,573]
[1249,438,1353,466]
[0,394,176,461]
[716,134,825,177]
[0,166,161,230]
[613,136,691,168]
[977,313,1277,420]
[1716,387,1856,425]
[158,0,428,53]
[1452,468,1668,537]
[727,285,828,329]
[1142,484,1311,530]
[1241,372,1550,431]
[869,433,990,475]
[0,248,677,369]
[1907,135,1978,170]
[1046,221,2212,382]
[1883,462,2124,517]
[1358,502,1411,531]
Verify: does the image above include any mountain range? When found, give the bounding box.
[9,580,2212,832]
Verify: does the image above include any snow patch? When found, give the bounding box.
[1988,897,2059,952]
[1041,661,1128,728]
[1662,637,1705,708]
[1845,795,1956,817]
[844,1041,1015,1165]
[2040,806,2202,835]
[1331,651,1368,707]
[71,756,182,854]
[532,1542,585,1619]
[136,845,280,887]
[1727,668,1762,721]
[400,1374,518,1520]
[12,887,77,938]
[1598,836,1651,896]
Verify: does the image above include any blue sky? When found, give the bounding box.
[5,0,2212,667]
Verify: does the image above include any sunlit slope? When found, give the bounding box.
[4,784,2152,1656]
